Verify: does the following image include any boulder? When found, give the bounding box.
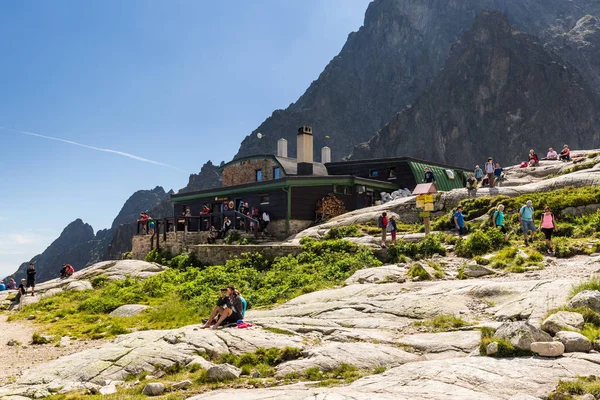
[493,321,552,351]
[345,265,406,285]
[207,364,242,382]
[84,383,101,394]
[142,382,165,396]
[109,304,150,317]
[462,263,496,278]
[566,290,600,312]
[486,342,499,356]
[530,341,565,357]
[186,356,215,370]
[98,385,117,395]
[172,380,193,390]
[554,331,592,353]
[64,281,93,292]
[541,311,585,335]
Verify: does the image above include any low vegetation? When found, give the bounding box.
[479,327,532,358]
[570,277,600,297]
[550,376,600,399]
[388,234,447,262]
[414,314,470,332]
[10,238,381,339]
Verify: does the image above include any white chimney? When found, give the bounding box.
[297,126,313,164]
[277,138,288,157]
[321,146,331,164]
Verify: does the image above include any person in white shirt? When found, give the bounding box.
[546,148,558,160]
[261,212,271,233]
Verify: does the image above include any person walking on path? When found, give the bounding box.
[26,263,36,296]
[519,200,536,245]
[389,215,398,245]
[378,212,389,248]
[453,206,468,236]
[484,158,495,188]
[539,206,556,253]
[474,165,483,183]
[492,204,508,241]
[422,168,436,184]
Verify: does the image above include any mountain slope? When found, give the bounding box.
[351,11,600,167]
[548,15,600,93]
[110,186,170,230]
[178,161,222,194]
[234,0,600,162]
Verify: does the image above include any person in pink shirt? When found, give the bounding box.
[539,206,556,253]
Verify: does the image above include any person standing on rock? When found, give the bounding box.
[492,205,508,242]
[519,200,536,245]
[26,263,36,296]
[474,165,483,183]
[453,206,468,236]
[493,163,504,187]
[389,215,398,245]
[539,206,556,254]
[378,212,389,248]
[484,158,495,188]
[422,168,436,184]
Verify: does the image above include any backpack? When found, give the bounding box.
[377,216,383,228]
[489,210,501,225]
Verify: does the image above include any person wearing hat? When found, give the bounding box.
[519,200,536,245]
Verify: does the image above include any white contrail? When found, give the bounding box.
[1,127,186,172]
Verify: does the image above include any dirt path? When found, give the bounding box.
[0,314,104,385]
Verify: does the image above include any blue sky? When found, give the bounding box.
[0,0,371,275]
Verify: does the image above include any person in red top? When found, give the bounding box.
[378,212,389,248]
[559,145,571,161]
[138,212,149,234]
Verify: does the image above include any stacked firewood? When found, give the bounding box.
[315,194,347,222]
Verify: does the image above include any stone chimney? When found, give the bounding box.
[321,146,331,164]
[296,126,314,175]
[277,138,288,157]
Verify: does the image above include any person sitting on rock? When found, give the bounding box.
[60,264,68,279]
[474,165,483,183]
[7,278,16,290]
[207,226,219,244]
[546,147,558,160]
[466,173,477,193]
[201,286,243,330]
[0,281,5,291]
[528,149,539,167]
[235,289,248,319]
[559,144,571,161]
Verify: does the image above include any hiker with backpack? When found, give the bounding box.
[519,200,536,245]
[453,206,468,236]
[492,204,508,241]
[539,206,556,253]
[388,215,398,245]
[484,158,495,188]
[201,285,244,330]
[378,212,389,248]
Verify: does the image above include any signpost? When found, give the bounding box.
[413,183,438,235]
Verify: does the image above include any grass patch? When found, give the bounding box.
[406,263,431,281]
[551,376,600,399]
[388,234,447,261]
[571,277,600,297]
[11,238,381,339]
[324,225,363,239]
[414,314,470,332]
[262,327,296,336]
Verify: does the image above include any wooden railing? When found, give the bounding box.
[137,211,261,250]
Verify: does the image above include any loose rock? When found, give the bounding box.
[64,281,93,292]
[98,385,117,395]
[109,304,150,317]
[566,290,600,312]
[142,382,165,396]
[541,311,585,335]
[462,263,496,278]
[172,380,192,390]
[554,331,592,353]
[486,342,499,356]
[493,321,552,351]
[207,364,242,382]
[530,341,564,357]
[27,315,35,320]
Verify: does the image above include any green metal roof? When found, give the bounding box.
[407,160,468,192]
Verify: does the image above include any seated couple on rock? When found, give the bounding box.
[201,286,247,329]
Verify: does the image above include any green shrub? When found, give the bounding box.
[414,314,469,331]
[225,231,242,244]
[31,333,51,345]
[553,237,577,258]
[474,256,490,265]
[479,328,532,357]
[169,252,202,270]
[90,275,109,289]
[419,234,447,257]
[407,264,431,281]
[456,231,491,258]
[324,225,363,240]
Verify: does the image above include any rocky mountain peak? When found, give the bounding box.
[110,186,170,230]
[178,160,222,194]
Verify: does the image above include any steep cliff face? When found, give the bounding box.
[9,219,99,283]
[548,15,600,93]
[234,0,600,162]
[178,161,222,194]
[110,186,170,230]
[351,11,600,167]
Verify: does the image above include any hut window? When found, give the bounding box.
[273,167,281,179]
[334,185,352,195]
[369,169,380,177]
[388,167,397,179]
[260,194,270,204]
[445,169,455,180]
[256,169,263,182]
